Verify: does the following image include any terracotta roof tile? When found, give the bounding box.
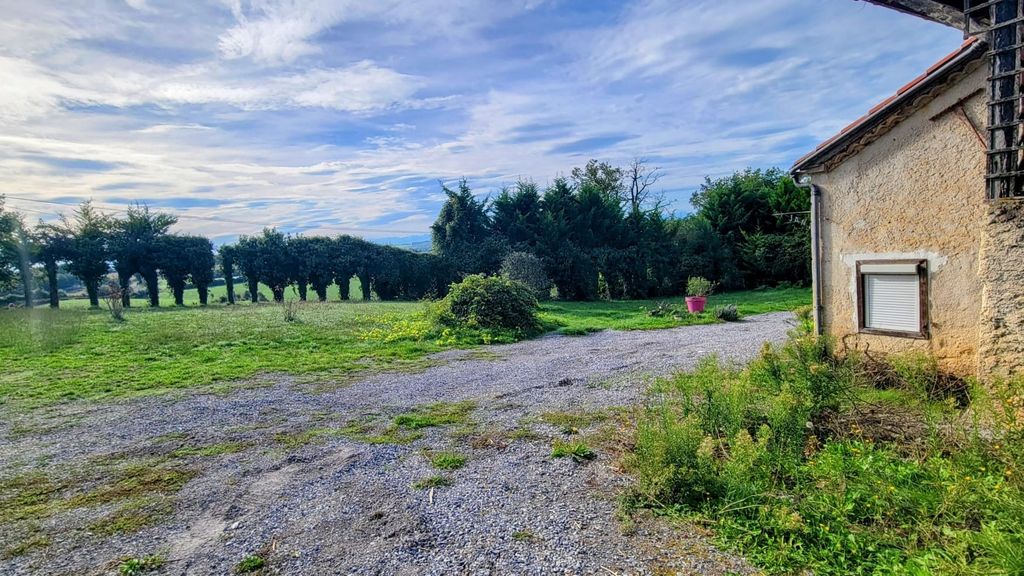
[792,36,983,172]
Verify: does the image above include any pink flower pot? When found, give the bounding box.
[685,296,707,313]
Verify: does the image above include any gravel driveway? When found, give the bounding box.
[0,312,793,576]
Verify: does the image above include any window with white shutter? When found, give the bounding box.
[856,260,929,339]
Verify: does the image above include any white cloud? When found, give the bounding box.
[0,54,422,121]
[218,0,353,64]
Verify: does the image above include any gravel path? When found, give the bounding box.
[0,312,794,576]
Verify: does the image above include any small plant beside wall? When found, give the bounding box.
[685,276,717,313]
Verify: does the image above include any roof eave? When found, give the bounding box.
[791,39,986,175]
[859,0,966,29]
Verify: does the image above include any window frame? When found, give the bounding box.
[855,259,930,339]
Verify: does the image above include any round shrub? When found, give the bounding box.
[500,251,552,301]
[435,274,541,333]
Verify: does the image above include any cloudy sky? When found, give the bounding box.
[1,0,963,245]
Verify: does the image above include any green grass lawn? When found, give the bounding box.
[1,287,809,410]
[541,287,810,334]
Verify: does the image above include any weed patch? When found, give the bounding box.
[426,451,466,470]
[551,440,596,462]
[394,401,475,430]
[235,554,266,573]
[538,410,607,435]
[626,333,1024,575]
[412,475,452,490]
[119,554,165,575]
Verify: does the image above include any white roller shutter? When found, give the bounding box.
[863,273,920,332]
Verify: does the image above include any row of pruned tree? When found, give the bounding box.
[0,198,451,308]
[3,202,215,308]
[222,230,451,304]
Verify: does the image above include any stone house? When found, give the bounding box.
[790,35,1024,378]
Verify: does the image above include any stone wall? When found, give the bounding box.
[813,62,989,376]
[979,200,1024,377]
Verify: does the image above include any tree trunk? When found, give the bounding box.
[46,261,59,308]
[173,283,185,306]
[19,253,33,309]
[248,278,259,303]
[86,280,99,308]
[338,276,351,300]
[145,271,160,307]
[315,285,327,302]
[225,269,235,305]
[271,286,285,302]
[118,270,132,307]
[197,284,209,306]
[359,272,371,301]
[297,280,308,301]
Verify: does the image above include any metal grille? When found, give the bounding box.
[968,0,1024,199]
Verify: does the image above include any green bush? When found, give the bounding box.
[433,274,541,335]
[627,338,1024,575]
[500,251,551,301]
[713,304,739,322]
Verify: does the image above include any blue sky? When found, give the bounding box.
[0,0,963,245]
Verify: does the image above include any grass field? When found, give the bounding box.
[1,287,809,410]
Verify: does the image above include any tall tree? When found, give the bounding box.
[186,236,215,306]
[33,222,74,308]
[157,236,191,306]
[333,235,366,301]
[431,179,500,277]
[63,202,112,308]
[491,180,542,251]
[14,217,34,308]
[110,204,177,307]
[234,236,261,303]
[219,244,236,305]
[0,196,18,291]
[253,228,291,302]
[301,236,335,302]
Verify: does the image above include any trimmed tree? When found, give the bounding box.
[109,204,177,307]
[63,202,111,308]
[219,244,236,304]
[33,222,74,308]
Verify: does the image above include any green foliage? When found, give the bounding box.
[110,203,177,308]
[235,555,265,573]
[432,179,503,276]
[551,439,596,462]
[685,276,716,297]
[511,529,536,541]
[692,168,810,287]
[539,410,607,435]
[491,180,543,251]
[0,196,19,291]
[62,201,113,308]
[628,338,1024,575]
[238,229,292,302]
[428,451,467,470]
[500,251,551,301]
[713,304,739,322]
[433,274,541,335]
[393,401,475,429]
[32,221,75,308]
[119,554,165,575]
